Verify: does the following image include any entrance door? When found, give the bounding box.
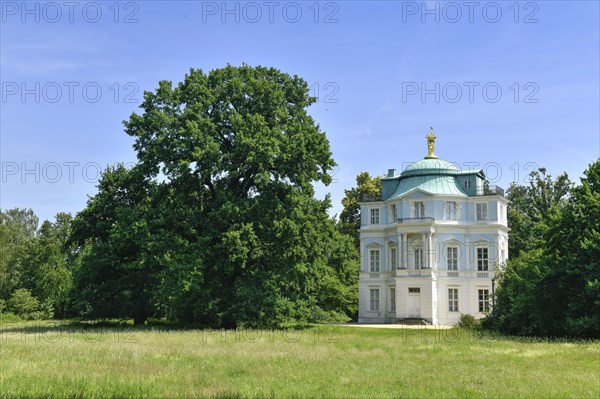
[407,288,421,318]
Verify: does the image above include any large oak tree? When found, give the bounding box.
[70,65,358,326]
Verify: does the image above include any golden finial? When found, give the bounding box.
[425,127,438,159]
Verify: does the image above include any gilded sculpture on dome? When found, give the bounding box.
[425,127,438,159]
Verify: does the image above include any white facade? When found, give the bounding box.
[358,133,509,325]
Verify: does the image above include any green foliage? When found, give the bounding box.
[18,214,74,318]
[506,168,572,257]
[69,165,157,325]
[0,312,21,323]
[339,172,381,247]
[0,208,39,298]
[70,65,358,327]
[491,249,547,335]
[7,288,39,319]
[457,313,478,329]
[541,160,600,337]
[0,209,74,319]
[491,161,600,338]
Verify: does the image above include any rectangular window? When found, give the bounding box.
[446,201,457,220]
[477,248,489,271]
[370,249,380,272]
[390,204,396,222]
[414,248,423,269]
[447,247,458,271]
[408,287,420,294]
[476,203,488,221]
[391,248,397,269]
[390,288,396,311]
[448,288,459,312]
[370,289,379,311]
[478,289,490,313]
[370,208,379,224]
[414,202,425,218]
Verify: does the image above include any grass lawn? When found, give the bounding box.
[0,320,598,398]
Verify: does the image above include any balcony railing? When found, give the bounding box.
[392,269,496,279]
[475,185,505,197]
[396,268,433,277]
[397,217,435,224]
[360,270,496,279]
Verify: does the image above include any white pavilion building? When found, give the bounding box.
[357,130,509,325]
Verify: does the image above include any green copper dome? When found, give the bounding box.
[380,129,487,200]
[390,174,467,197]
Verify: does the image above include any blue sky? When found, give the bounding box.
[1,0,599,223]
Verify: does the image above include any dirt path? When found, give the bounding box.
[339,323,455,329]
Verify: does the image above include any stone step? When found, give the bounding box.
[393,318,431,326]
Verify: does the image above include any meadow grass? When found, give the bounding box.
[0,320,598,398]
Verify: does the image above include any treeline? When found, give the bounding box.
[485,162,600,338]
[0,210,77,320]
[2,161,597,335]
[0,204,358,327]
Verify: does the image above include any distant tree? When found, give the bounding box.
[7,288,39,319]
[491,161,599,338]
[0,209,39,298]
[1,208,39,238]
[18,213,74,318]
[506,168,572,257]
[339,172,381,247]
[540,160,600,337]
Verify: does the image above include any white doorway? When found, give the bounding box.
[407,287,421,318]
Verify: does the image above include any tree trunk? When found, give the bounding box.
[133,313,147,326]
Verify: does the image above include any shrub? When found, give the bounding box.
[480,313,496,330]
[7,289,40,320]
[311,307,351,324]
[39,299,55,319]
[0,299,6,313]
[0,312,22,323]
[458,313,478,329]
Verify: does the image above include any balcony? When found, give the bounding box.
[475,185,505,197]
[397,217,434,224]
[396,268,433,278]
[438,270,495,279]
[359,271,387,279]
[392,269,496,279]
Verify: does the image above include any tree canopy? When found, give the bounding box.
[0,209,75,319]
[339,172,381,248]
[492,162,600,338]
[69,65,358,326]
[505,168,572,257]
